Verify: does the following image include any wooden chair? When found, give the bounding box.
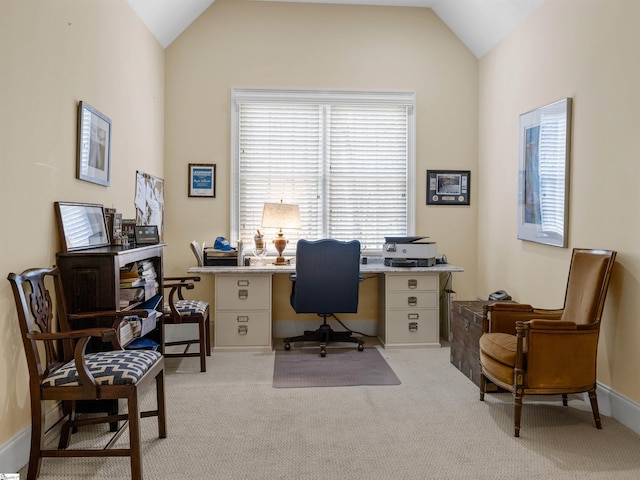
[479,248,617,437]
[162,276,211,372]
[7,267,167,480]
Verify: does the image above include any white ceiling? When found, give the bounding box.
[127,0,544,58]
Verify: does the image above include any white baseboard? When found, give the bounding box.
[0,402,62,474]
[580,381,640,436]
[0,424,29,474]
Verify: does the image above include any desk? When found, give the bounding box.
[188,261,463,352]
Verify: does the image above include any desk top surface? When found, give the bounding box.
[188,262,463,275]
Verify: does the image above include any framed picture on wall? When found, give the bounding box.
[426,170,470,205]
[76,101,111,187]
[517,98,572,248]
[188,163,216,197]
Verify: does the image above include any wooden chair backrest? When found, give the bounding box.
[7,267,73,388]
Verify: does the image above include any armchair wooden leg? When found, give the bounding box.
[479,372,486,401]
[205,316,211,356]
[588,389,602,429]
[27,400,44,480]
[128,393,143,480]
[157,370,168,438]
[562,394,568,406]
[513,389,523,437]
[198,319,207,372]
[58,400,73,449]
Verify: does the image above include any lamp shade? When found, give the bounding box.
[261,202,301,230]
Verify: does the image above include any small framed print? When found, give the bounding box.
[134,225,159,245]
[426,170,470,205]
[188,163,216,197]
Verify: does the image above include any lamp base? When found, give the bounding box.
[272,233,288,266]
[273,256,288,266]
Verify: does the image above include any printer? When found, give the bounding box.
[383,236,437,267]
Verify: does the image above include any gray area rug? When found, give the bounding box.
[273,346,401,388]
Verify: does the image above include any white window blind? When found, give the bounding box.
[231,89,415,253]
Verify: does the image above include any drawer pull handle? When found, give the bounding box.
[464,319,470,333]
[238,325,248,335]
[407,313,419,320]
[408,321,418,332]
[237,279,250,287]
[408,279,418,289]
[238,289,248,300]
[237,316,249,323]
[407,296,417,306]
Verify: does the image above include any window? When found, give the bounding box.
[231,89,415,253]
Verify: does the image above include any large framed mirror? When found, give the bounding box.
[54,202,110,252]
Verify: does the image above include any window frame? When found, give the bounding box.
[230,88,416,252]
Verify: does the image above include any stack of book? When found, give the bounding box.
[119,270,146,308]
[139,259,159,298]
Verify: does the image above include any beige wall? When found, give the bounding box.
[478,0,640,402]
[163,0,480,324]
[0,0,164,448]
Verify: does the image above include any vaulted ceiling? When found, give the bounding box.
[127,0,545,58]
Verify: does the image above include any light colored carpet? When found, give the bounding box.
[273,347,401,388]
[20,346,640,479]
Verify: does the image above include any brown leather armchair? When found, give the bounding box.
[479,248,617,437]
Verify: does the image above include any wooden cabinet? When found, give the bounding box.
[378,272,440,348]
[214,273,272,352]
[56,244,165,347]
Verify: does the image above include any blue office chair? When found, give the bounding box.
[284,239,365,357]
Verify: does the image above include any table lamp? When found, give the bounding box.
[261,201,301,265]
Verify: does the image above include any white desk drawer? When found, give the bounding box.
[385,309,438,344]
[216,274,271,310]
[215,311,271,347]
[386,273,437,292]
[386,291,437,309]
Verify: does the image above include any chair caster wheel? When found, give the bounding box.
[358,343,364,351]
[284,343,291,351]
[320,348,326,357]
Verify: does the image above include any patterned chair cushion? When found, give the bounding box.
[164,299,208,316]
[42,350,161,387]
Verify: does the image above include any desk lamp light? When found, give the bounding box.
[261,201,301,265]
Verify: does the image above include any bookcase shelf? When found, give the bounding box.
[56,243,165,348]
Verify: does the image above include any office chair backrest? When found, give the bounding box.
[291,239,361,314]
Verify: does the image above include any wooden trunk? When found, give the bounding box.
[450,300,499,391]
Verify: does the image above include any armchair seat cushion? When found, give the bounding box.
[479,332,519,367]
[165,299,209,316]
[42,350,161,387]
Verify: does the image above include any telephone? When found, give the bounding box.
[488,290,512,301]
